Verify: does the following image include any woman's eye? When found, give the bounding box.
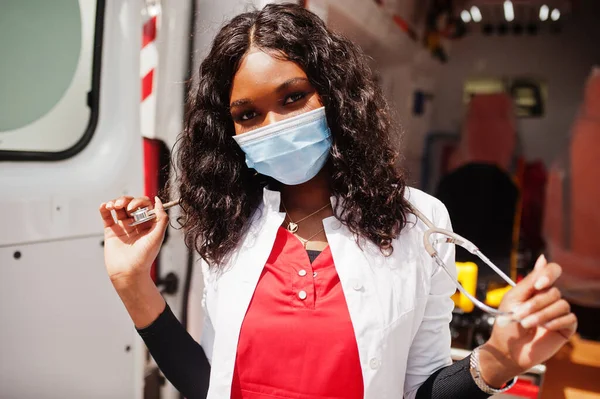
[239,111,258,121]
[284,92,306,105]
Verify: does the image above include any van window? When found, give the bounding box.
[463,77,546,118]
[0,0,102,160]
[511,79,546,117]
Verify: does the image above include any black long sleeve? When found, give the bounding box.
[137,304,210,399]
[414,355,491,399]
[137,305,492,399]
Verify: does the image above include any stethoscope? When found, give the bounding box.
[407,203,517,320]
[129,199,180,226]
[130,198,517,319]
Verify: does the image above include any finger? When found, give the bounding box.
[154,196,168,226]
[520,298,571,329]
[543,312,578,336]
[106,196,134,209]
[126,196,152,213]
[100,201,127,237]
[118,217,137,230]
[99,202,115,228]
[534,254,547,271]
[533,262,562,290]
[509,262,562,301]
[111,196,135,220]
[513,287,562,320]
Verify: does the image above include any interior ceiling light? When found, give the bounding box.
[461,10,472,23]
[551,8,561,21]
[470,6,482,23]
[504,1,515,22]
[539,5,549,21]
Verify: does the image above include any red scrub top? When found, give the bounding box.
[231,227,364,399]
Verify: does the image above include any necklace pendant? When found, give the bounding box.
[287,222,299,233]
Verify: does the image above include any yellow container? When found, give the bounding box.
[452,261,478,313]
[485,285,512,308]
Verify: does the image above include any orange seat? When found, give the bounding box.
[544,67,600,308]
[448,93,517,172]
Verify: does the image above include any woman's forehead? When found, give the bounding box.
[230,50,307,101]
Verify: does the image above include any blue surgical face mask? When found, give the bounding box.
[232,107,332,185]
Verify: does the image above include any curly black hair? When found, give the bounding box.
[177,3,411,267]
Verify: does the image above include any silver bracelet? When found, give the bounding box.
[469,346,518,394]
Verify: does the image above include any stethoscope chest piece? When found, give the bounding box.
[130,207,156,226]
[128,199,181,226]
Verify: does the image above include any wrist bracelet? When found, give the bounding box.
[469,346,518,394]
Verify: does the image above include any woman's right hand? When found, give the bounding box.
[99,196,169,285]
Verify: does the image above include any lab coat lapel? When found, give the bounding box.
[324,207,384,392]
[207,189,285,398]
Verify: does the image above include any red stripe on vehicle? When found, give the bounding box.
[141,69,154,101]
[142,16,157,48]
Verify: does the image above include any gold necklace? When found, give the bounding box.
[296,227,325,249]
[281,201,330,234]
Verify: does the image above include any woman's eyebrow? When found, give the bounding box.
[276,77,309,93]
[230,98,253,109]
[229,77,309,109]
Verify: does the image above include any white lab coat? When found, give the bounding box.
[199,187,457,399]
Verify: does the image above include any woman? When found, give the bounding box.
[100,4,577,399]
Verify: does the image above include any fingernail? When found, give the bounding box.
[115,200,123,206]
[495,316,511,327]
[534,254,547,270]
[155,196,162,206]
[534,276,550,290]
[521,315,537,329]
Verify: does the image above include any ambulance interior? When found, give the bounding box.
[0,0,599,398]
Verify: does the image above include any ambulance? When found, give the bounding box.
[1,0,598,398]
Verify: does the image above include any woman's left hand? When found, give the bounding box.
[478,255,578,387]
